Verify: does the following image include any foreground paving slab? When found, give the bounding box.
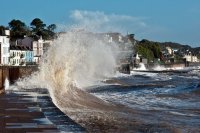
[0,88,86,133]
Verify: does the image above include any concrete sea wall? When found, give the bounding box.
[0,66,38,93]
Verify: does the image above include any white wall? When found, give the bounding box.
[32,38,44,64]
[0,36,10,65]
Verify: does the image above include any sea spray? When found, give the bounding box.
[137,63,147,70]
[41,31,118,88]
[152,65,166,71]
[4,77,10,90]
[13,30,120,110]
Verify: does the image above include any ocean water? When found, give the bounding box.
[87,69,200,132]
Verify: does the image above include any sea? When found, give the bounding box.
[85,68,200,133]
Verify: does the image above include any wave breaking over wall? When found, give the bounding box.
[12,30,120,111]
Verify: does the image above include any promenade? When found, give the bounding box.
[0,88,86,133]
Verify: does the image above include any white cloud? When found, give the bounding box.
[68,10,149,34]
[58,10,198,47]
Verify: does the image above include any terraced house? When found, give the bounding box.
[13,36,44,64]
[9,45,34,66]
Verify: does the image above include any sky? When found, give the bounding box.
[0,0,200,47]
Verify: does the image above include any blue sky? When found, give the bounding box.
[0,0,200,47]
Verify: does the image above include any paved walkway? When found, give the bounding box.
[0,89,86,133]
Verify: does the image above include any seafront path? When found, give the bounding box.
[0,88,86,133]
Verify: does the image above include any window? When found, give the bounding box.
[3,57,5,64]
[34,51,37,56]
[6,57,8,64]
[3,47,8,54]
[37,49,39,55]
[41,50,42,55]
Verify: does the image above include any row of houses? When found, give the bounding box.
[162,46,199,63]
[0,30,52,66]
[97,32,200,70]
[9,45,33,66]
[0,30,135,67]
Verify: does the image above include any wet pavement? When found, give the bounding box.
[0,88,86,133]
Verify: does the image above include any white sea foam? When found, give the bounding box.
[133,63,147,71]
[4,77,10,90]
[152,65,167,71]
[10,29,123,111]
[130,71,158,77]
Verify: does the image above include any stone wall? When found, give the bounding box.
[188,62,200,67]
[0,66,38,93]
[165,63,186,68]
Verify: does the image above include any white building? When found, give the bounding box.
[166,47,173,55]
[9,46,24,66]
[10,46,21,66]
[14,36,44,64]
[105,33,124,43]
[32,37,43,64]
[0,30,10,65]
[183,53,199,62]
[9,45,34,66]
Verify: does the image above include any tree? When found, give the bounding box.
[136,45,154,62]
[30,18,46,38]
[47,24,56,32]
[8,19,29,40]
[0,25,6,35]
[31,18,46,31]
[30,18,56,40]
[135,39,162,62]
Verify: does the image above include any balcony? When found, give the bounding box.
[9,53,16,58]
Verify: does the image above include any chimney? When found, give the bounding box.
[5,30,10,36]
